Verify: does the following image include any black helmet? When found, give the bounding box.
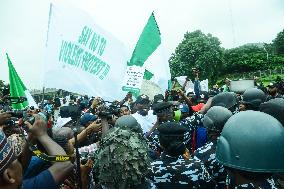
[211,92,237,110]
[260,98,284,126]
[242,88,266,110]
[216,111,284,173]
[158,122,188,157]
[152,102,172,115]
[202,106,232,132]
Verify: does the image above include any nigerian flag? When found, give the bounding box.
[7,54,38,110]
[122,12,171,97]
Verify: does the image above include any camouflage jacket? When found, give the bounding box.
[148,153,215,189]
[193,141,226,189]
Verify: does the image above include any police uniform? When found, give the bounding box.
[233,178,278,189]
[147,121,194,158]
[149,154,214,189]
[148,122,215,189]
[193,106,233,189]
[193,141,226,189]
[147,102,193,156]
[180,112,206,150]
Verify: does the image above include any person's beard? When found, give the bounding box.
[269,90,277,96]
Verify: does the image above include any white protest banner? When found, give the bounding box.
[140,80,164,100]
[230,80,255,93]
[44,3,127,100]
[122,66,145,94]
[186,81,195,94]
[200,79,209,92]
[175,76,194,93]
[176,76,187,86]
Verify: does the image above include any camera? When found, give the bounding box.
[60,105,81,120]
[0,96,27,106]
[97,101,120,119]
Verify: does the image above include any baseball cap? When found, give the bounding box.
[0,131,17,174]
[153,94,164,104]
[179,104,189,113]
[135,94,150,104]
[80,113,97,126]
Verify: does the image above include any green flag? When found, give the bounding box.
[7,53,29,109]
[128,12,161,67]
[122,12,161,96]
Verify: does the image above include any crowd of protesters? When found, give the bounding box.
[0,73,284,189]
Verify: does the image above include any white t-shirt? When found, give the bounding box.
[132,110,157,133]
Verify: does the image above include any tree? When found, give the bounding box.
[169,30,224,83]
[273,29,284,55]
[223,44,269,74]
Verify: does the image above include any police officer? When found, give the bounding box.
[260,98,284,188]
[193,106,232,189]
[239,88,266,111]
[146,102,176,157]
[147,102,194,157]
[148,122,215,189]
[216,111,284,188]
[183,92,238,152]
[266,83,283,101]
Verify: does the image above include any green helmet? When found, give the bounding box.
[115,115,143,134]
[202,106,232,132]
[216,111,284,173]
[242,88,265,110]
[211,92,237,110]
[260,98,284,126]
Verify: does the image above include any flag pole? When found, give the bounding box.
[42,87,45,107]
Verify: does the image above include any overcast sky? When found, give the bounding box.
[0,0,283,89]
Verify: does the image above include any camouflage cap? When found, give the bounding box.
[95,127,150,189]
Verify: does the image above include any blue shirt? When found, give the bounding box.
[24,156,50,179]
[22,169,58,189]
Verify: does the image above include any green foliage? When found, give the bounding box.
[95,127,150,189]
[223,44,269,74]
[273,29,284,55]
[169,30,224,83]
[169,28,284,83]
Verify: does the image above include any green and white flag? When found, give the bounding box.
[122,12,171,97]
[7,54,38,110]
